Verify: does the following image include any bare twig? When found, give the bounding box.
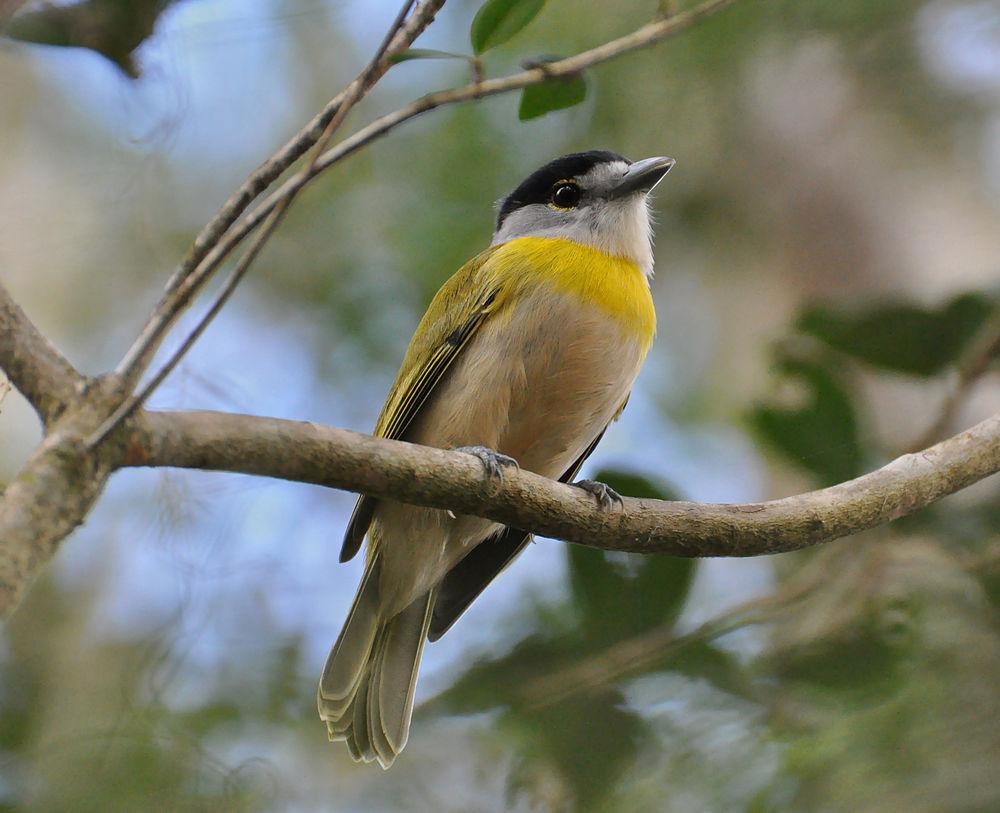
[0,280,83,424]
[910,308,1000,452]
[0,0,752,622]
[87,0,423,448]
[132,409,1000,557]
[111,0,446,390]
[518,556,834,710]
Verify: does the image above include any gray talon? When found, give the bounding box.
[455,446,519,482]
[574,479,624,511]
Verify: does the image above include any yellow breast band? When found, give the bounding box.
[492,237,656,347]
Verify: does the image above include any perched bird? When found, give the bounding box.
[318,150,674,767]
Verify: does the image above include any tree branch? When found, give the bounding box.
[87,0,739,451]
[0,280,83,424]
[87,0,424,448]
[0,376,124,617]
[2,0,748,619]
[132,409,1000,557]
[111,0,446,391]
[0,0,30,27]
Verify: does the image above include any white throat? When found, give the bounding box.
[491,160,657,277]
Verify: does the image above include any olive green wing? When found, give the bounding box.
[339,246,506,563]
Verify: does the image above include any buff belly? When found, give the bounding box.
[372,284,649,617]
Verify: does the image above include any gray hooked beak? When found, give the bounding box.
[607,156,675,199]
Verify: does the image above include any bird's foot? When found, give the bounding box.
[574,479,624,511]
[455,446,519,482]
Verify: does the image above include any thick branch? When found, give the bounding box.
[0,280,82,424]
[133,409,1000,557]
[0,376,124,617]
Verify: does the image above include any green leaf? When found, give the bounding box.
[505,691,647,806]
[425,634,582,715]
[568,469,695,644]
[750,357,863,486]
[389,48,473,64]
[518,73,587,120]
[470,0,546,54]
[797,292,998,377]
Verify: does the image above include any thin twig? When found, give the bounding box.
[521,605,766,710]
[910,307,1000,452]
[87,0,421,448]
[0,0,30,26]
[0,280,83,425]
[175,0,739,318]
[111,0,446,390]
[518,559,831,710]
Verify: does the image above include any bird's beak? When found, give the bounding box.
[607,156,676,199]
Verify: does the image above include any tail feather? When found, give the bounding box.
[350,649,375,762]
[367,628,394,765]
[318,573,435,769]
[378,591,434,753]
[318,558,381,716]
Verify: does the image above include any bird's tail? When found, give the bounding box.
[317,556,434,769]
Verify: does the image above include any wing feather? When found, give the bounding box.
[340,247,505,562]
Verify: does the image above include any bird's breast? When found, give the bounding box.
[411,266,652,479]
[493,236,656,349]
[375,247,655,613]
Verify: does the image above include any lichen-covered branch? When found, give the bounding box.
[133,409,1000,557]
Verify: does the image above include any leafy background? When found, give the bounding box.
[1,0,998,810]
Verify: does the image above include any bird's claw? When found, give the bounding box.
[574,479,624,511]
[455,446,519,482]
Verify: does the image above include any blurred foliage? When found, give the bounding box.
[1,0,999,811]
[798,293,999,377]
[750,356,864,486]
[424,470,749,809]
[3,0,188,77]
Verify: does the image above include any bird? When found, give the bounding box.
[317,150,674,768]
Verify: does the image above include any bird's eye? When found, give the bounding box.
[550,182,580,209]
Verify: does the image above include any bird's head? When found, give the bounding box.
[492,151,674,276]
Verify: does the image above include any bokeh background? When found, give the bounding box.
[1,0,999,810]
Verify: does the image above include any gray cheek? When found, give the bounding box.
[493,204,581,245]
